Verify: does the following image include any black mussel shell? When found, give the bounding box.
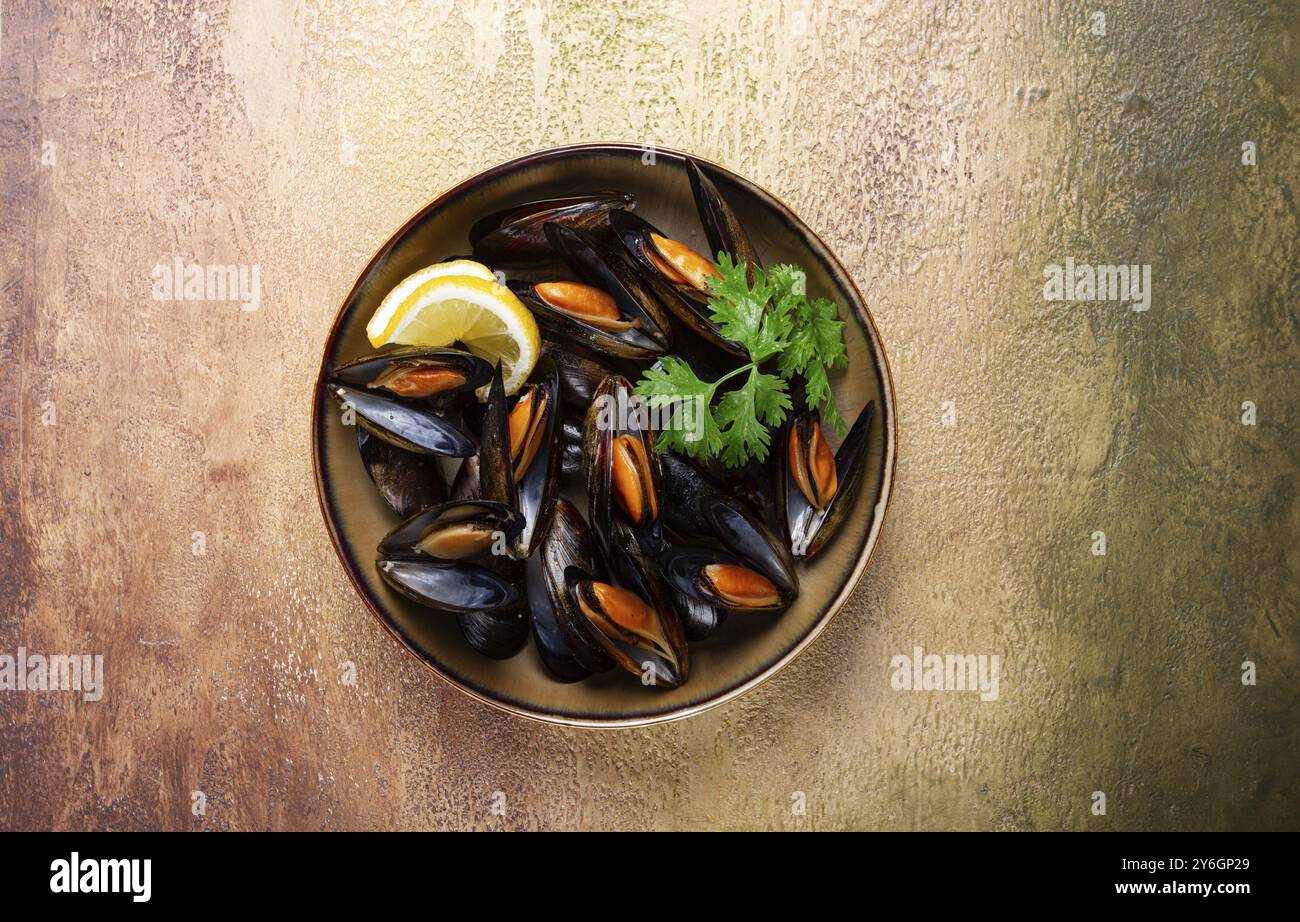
[477,362,519,510]
[469,191,634,268]
[658,451,720,537]
[511,364,562,557]
[689,446,777,517]
[659,546,791,611]
[609,210,745,359]
[357,428,446,518]
[700,493,798,600]
[583,375,663,560]
[539,500,615,675]
[782,402,873,560]
[333,346,491,400]
[457,606,530,660]
[526,551,587,682]
[675,593,726,642]
[376,558,520,613]
[332,384,475,457]
[528,499,615,681]
[540,341,630,411]
[378,499,522,562]
[540,222,671,351]
[685,157,762,274]
[605,519,692,660]
[563,566,687,688]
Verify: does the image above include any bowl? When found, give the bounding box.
[312,143,896,727]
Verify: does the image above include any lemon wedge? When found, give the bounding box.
[376,275,539,394]
[366,259,497,348]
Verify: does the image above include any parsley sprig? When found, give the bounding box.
[635,254,848,468]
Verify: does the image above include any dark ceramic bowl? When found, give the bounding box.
[312,144,896,727]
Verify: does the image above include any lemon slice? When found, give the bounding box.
[379,275,539,394]
[366,259,497,347]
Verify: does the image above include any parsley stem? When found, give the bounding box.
[707,361,756,396]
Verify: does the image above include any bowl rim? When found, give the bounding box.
[311,142,898,729]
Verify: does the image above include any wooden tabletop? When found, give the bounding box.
[1,0,1296,830]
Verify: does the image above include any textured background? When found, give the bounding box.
[1,0,1297,830]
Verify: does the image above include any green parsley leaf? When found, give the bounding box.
[634,254,847,467]
[636,357,723,458]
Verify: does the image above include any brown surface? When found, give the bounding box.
[1,0,1297,830]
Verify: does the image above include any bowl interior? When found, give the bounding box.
[313,145,895,726]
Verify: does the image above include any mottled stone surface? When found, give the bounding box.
[0,0,1296,830]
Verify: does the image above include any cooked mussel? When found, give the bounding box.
[527,499,614,681]
[699,493,798,600]
[602,517,699,654]
[333,346,491,399]
[564,566,687,687]
[659,547,791,611]
[331,384,476,456]
[378,500,522,561]
[469,191,635,268]
[584,376,663,557]
[508,364,562,556]
[781,402,874,559]
[686,157,762,274]
[357,428,446,518]
[610,210,745,358]
[510,224,671,359]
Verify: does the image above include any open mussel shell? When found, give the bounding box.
[447,362,519,516]
[604,517,699,651]
[509,364,562,557]
[331,384,476,457]
[378,500,522,562]
[609,209,745,359]
[564,566,687,688]
[527,499,614,680]
[700,494,798,600]
[781,402,874,559]
[357,428,446,519]
[686,157,762,274]
[509,223,672,360]
[333,346,491,400]
[376,558,520,613]
[660,546,792,612]
[468,191,635,268]
[584,375,663,559]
